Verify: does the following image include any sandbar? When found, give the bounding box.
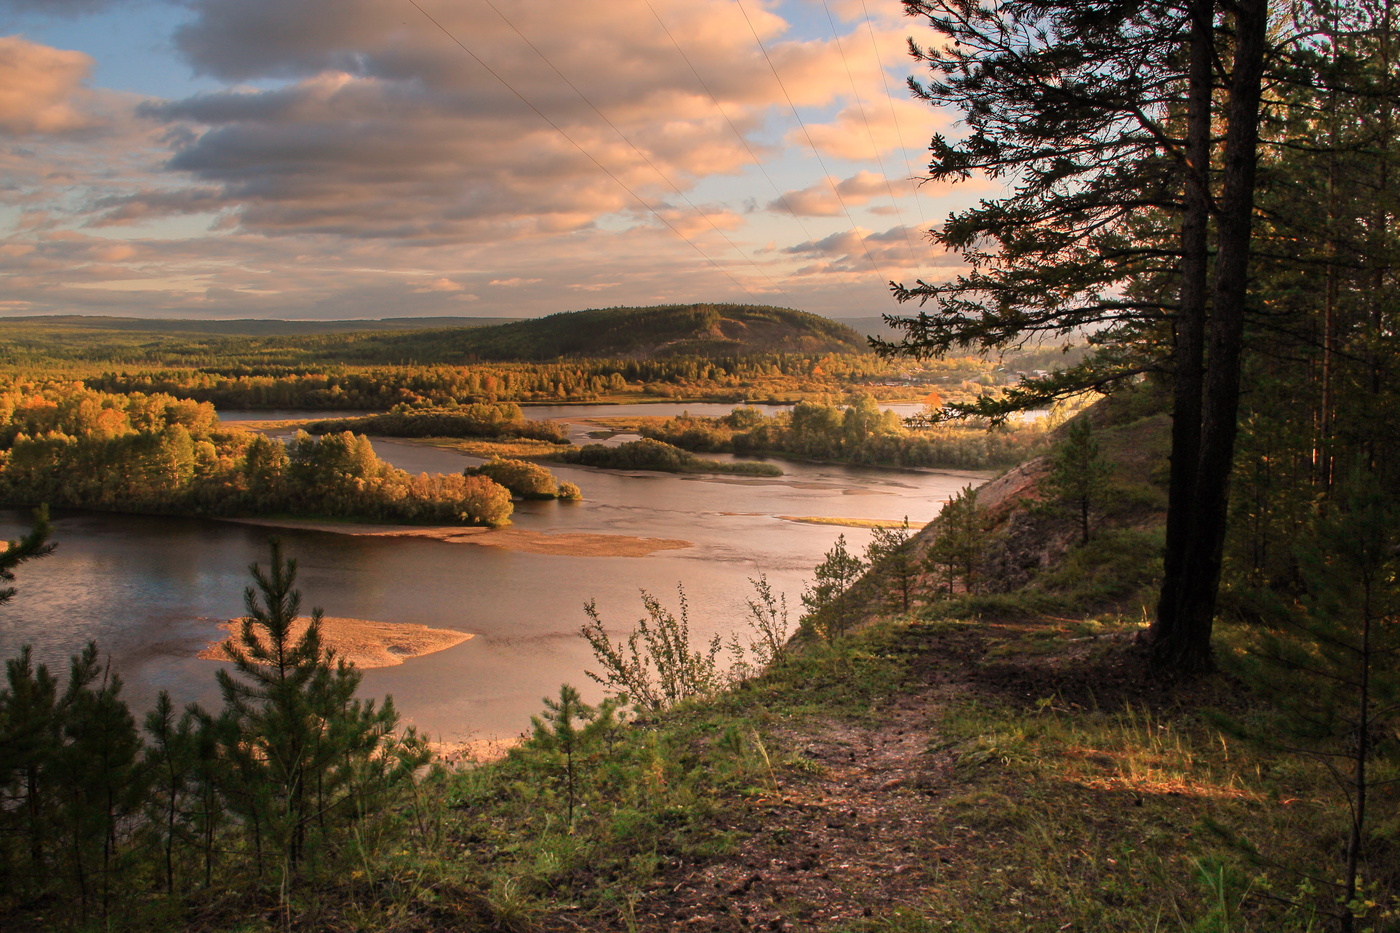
[224,517,691,557]
[200,616,473,669]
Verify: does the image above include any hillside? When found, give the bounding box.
[432,304,868,361]
[0,305,866,367]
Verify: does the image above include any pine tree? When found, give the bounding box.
[866,518,918,613]
[881,0,1275,672]
[142,691,199,895]
[53,645,144,920]
[801,534,866,641]
[213,539,422,882]
[1227,476,1399,932]
[0,646,60,895]
[1044,418,1113,545]
[925,486,983,597]
[0,506,54,606]
[527,685,619,827]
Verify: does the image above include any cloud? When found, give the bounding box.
[0,0,121,15]
[414,277,465,292]
[124,0,878,243]
[0,2,986,321]
[769,170,892,216]
[0,36,102,135]
[781,223,960,276]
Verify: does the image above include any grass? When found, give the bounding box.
[779,515,929,529]
[402,436,574,459]
[14,611,1397,931]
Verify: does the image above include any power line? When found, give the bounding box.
[859,0,932,236]
[819,0,921,264]
[405,0,765,303]
[733,0,888,284]
[478,0,798,306]
[640,0,867,308]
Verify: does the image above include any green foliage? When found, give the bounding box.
[525,685,621,827]
[638,397,1046,470]
[925,486,984,597]
[801,534,866,641]
[1223,477,1400,931]
[304,402,568,444]
[0,642,147,921]
[1044,417,1113,545]
[561,437,781,475]
[580,586,725,713]
[0,380,514,525]
[0,506,53,605]
[729,574,792,680]
[466,457,569,499]
[211,540,429,882]
[866,517,918,613]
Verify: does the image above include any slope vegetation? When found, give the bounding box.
[435,304,867,361]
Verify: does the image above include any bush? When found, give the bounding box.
[468,457,561,499]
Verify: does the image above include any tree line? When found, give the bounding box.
[0,380,515,526]
[635,396,1048,470]
[11,350,987,411]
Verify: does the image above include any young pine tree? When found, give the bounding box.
[53,645,145,920]
[1044,417,1113,545]
[527,685,619,827]
[142,690,199,895]
[1229,478,1400,932]
[0,646,61,896]
[214,539,422,882]
[801,534,866,641]
[925,486,983,597]
[866,518,918,614]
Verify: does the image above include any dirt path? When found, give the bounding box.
[610,625,990,931]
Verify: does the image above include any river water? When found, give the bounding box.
[0,403,982,743]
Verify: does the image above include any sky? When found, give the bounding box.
[0,0,987,321]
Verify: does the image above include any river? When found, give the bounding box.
[0,403,984,744]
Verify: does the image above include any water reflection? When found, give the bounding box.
[0,405,983,743]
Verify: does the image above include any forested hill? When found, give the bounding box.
[0,305,866,366]
[429,304,868,361]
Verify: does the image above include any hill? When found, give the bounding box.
[0,305,867,367]
[432,304,868,361]
[1,314,517,337]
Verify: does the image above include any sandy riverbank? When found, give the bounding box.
[199,616,473,669]
[223,517,692,557]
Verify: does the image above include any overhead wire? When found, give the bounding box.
[477,0,799,307]
[405,0,765,303]
[409,0,925,308]
[818,0,922,265]
[732,0,889,285]
[639,0,867,308]
[859,0,932,234]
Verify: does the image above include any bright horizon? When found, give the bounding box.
[0,0,983,322]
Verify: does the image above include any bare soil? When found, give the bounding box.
[556,620,1217,931]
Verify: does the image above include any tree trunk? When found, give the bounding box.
[1150,0,1214,665]
[1154,0,1271,672]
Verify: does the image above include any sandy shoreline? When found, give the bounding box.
[222,517,692,557]
[199,616,473,669]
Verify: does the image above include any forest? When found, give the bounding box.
[627,395,1050,470]
[0,381,519,526]
[2,0,1400,930]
